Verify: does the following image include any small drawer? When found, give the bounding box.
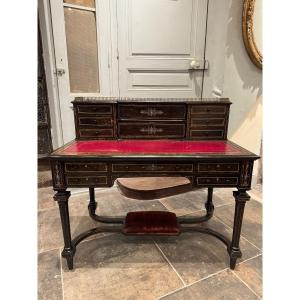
[190,105,226,115]
[112,163,193,173]
[66,176,108,186]
[77,105,113,115]
[79,128,114,138]
[78,117,113,127]
[65,162,108,172]
[196,177,238,186]
[189,130,224,139]
[118,104,186,120]
[118,122,185,139]
[198,163,239,172]
[191,118,225,127]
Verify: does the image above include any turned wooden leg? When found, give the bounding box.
[88,187,97,214]
[205,187,214,217]
[54,190,75,270]
[228,189,250,269]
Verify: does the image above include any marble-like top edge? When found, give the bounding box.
[72,97,231,104]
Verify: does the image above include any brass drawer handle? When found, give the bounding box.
[140,126,163,135]
[140,108,164,117]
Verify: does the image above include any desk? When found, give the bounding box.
[50,97,259,270]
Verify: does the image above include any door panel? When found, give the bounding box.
[117,0,208,97]
[50,0,114,144]
[130,0,193,55]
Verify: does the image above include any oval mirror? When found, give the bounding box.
[242,0,263,69]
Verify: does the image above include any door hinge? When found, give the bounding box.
[54,68,66,76]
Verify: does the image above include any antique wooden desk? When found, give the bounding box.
[50,97,259,270]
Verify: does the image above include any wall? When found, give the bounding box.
[223,0,262,184]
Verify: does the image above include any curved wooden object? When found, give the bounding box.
[116,177,194,200]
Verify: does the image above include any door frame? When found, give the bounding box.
[38,0,63,149]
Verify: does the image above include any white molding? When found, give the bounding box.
[63,3,96,12]
[202,0,230,98]
[110,0,120,96]
[95,0,116,96]
[38,0,64,149]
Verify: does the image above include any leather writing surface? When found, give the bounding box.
[59,140,242,155]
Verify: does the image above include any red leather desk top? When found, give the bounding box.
[54,140,249,157]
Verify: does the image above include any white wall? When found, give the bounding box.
[223,0,262,184]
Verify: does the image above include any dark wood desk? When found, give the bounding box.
[50,98,259,270]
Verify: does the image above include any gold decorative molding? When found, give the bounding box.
[242,0,262,69]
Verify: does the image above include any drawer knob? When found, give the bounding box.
[84,164,88,168]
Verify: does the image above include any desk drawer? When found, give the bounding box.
[66,176,108,186]
[198,163,239,173]
[65,162,108,172]
[118,104,186,120]
[196,177,238,186]
[118,122,185,139]
[191,118,225,127]
[77,105,113,115]
[190,129,224,139]
[79,129,114,138]
[190,105,227,115]
[79,117,113,127]
[112,163,193,173]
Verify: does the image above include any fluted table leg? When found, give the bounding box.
[228,189,250,269]
[54,189,75,270]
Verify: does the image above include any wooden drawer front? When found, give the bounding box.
[196,177,238,186]
[112,163,193,173]
[198,163,239,173]
[77,105,113,115]
[190,105,226,115]
[118,104,186,120]
[190,130,223,139]
[118,122,185,139]
[79,129,114,138]
[191,118,225,127]
[78,117,113,127]
[66,176,108,186]
[65,162,107,172]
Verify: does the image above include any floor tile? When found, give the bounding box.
[160,188,234,216]
[154,217,260,285]
[94,187,168,216]
[234,255,262,297]
[38,188,166,253]
[38,186,57,211]
[62,234,183,300]
[214,188,236,206]
[38,249,63,300]
[248,185,263,203]
[38,198,103,253]
[215,200,262,249]
[160,269,259,300]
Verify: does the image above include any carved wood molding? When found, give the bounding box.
[242,0,262,69]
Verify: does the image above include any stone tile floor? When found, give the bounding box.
[38,184,262,300]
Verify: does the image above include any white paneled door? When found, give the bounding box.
[50,0,115,143]
[117,0,208,97]
[48,0,208,144]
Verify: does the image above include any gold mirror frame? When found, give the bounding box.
[242,0,262,69]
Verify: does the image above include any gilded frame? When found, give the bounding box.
[242,0,262,69]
